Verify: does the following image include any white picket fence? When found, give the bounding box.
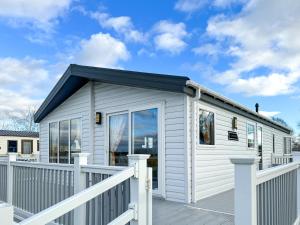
[0,153,152,225]
[232,157,300,225]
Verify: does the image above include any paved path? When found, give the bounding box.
[153,190,234,225]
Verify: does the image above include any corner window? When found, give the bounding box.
[247,124,255,148]
[22,140,33,154]
[284,137,291,154]
[49,122,58,163]
[49,118,81,164]
[199,109,215,145]
[7,140,17,153]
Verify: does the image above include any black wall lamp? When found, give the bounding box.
[232,117,238,130]
[96,112,102,124]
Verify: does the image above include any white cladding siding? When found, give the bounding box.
[39,83,91,163]
[93,83,186,202]
[194,100,289,201]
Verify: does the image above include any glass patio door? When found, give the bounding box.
[131,108,159,190]
[108,107,160,193]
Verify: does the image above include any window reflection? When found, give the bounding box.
[59,120,69,163]
[247,124,255,148]
[109,113,129,166]
[132,108,158,189]
[70,119,81,164]
[49,122,58,163]
[199,110,215,145]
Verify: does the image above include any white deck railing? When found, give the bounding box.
[231,157,300,225]
[0,153,152,225]
[271,154,293,166]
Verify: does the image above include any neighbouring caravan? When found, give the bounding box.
[34,64,292,203]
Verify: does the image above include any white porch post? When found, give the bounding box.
[7,153,17,204]
[128,154,150,225]
[297,164,300,220]
[0,203,14,225]
[73,153,90,225]
[231,157,257,225]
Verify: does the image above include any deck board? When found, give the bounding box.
[153,190,234,225]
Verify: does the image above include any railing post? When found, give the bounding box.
[128,154,151,225]
[297,164,300,220]
[7,153,17,204]
[231,157,257,225]
[73,153,90,225]
[0,203,14,225]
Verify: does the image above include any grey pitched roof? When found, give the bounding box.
[0,130,39,138]
[34,64,194,123]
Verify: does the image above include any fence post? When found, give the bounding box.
[297,163,300,220]
[231,157,257,225]
[0,203,14,225]
[128,154,150,225]
[73,153,90,225]
[7,153,17,204]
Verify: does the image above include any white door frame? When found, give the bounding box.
[105,102,165,197]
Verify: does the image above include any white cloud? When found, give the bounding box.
[0,57,51,117]
[174,0,207,13]
[213,0,246,8]
[71,33,130,68]
[259,111,280,118]
[206,0,300,96]
[90,12,146,43]
[193,44,220,56]
[153,20,188,55]
[0,0,72,30]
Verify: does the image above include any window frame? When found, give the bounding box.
[21,139,33,154]
[48,117,82,164]
[283,136,292,155]
[105,101,165,197]
[272,134,276,154]
[7,140,18,153]
[197,106,216,147]
[246,122,256,149]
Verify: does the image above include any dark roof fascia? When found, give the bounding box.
[0,130,39,138]
[34,64,194,123]
[200,92,291,134]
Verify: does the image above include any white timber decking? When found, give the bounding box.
[153,190,234,225]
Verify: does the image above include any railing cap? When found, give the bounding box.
[127,154,150,160]
[72,153,90,158]
[230,157,258,165]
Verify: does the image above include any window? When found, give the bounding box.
[49,118,81,164]
[70,118,81,164]
[49,122,58,163]
[247,124,255,148]
[284,137,292,154]
[22,140,33,154]
[37,140,39,151]
[199,109,215,145]
[7,140,17,153]
[272,134,275,153]
[59,120,69,163]
[109,113,129,166]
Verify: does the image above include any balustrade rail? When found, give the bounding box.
[0,153,152,225]
[232,157,300,225]
[272,154,293,166]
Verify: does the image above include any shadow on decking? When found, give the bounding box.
[153,190,234,225]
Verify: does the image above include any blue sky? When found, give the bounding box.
[0,0,300,134]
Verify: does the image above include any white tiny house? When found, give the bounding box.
[35,64,292,203]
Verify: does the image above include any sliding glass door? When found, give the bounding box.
[108,106,161,193]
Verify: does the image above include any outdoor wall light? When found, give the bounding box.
[96,112,102,124]
[232,117,238,130]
